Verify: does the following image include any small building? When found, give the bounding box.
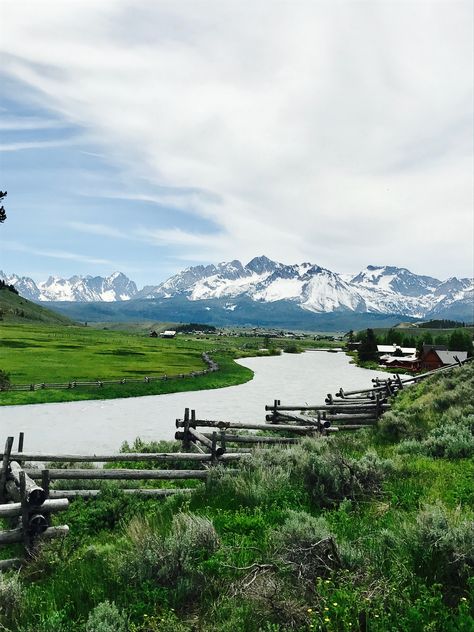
[160,330,176,339]
[383,355,421,372]
[149,330,158,338]
[420,348,468,371]
[377,344,417,357]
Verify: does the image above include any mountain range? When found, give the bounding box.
[1,257,473,327]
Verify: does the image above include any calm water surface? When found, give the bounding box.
[0,351,392,454]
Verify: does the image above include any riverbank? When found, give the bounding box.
[1,363,472,631]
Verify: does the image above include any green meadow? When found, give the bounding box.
[0,323,259,405]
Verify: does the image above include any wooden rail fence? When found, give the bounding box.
[1,356,470,571]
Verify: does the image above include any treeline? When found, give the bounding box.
[0,280,19,295]
[175,323,217,333]
[418,319,469,329]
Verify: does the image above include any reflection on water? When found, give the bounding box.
[0,351,393,454]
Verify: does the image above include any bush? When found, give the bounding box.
[85,600,127,632]
[0,368,10,390]
[304,448,393,507]
[397,421,474,459]
[376,410,413,442]
[271,510,342,582]
[123,512,219,589]
[402,504,474,597]
[0,572,24,622]
[206,445,309,508]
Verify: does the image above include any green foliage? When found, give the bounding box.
[304,447,393,507]
[282,343,301,354]
[121,512,219,591]
[448,329,473,355]
[0,190,7,223]
[0,572,24,625]
[402,504,474,596]
[358,328,379,362]
[271,510,342,582]
[0,368,10,389]
[85,600,128,632]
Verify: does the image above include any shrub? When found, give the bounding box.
[123,512,219,589]
[85,600,127,632]
[271,510,342,581]
[0,572,24,622]
[402,504,474,597]
[376,410,413,442]
[304,448,393,507]
[397,421,474,459]
[282,343,301,354]
[206,445,309,508]
[0,368,10,390]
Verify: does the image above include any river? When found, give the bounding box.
[0,351,392,454]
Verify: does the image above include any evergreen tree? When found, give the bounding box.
[358,328,379,362]
[0,191,7,223]
[448,329,473,355]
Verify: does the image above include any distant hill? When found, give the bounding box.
[0,288,75,325]
[46,295,415,331]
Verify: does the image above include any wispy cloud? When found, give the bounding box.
[68,221,129,240]
[0,138,79,152]
[0,1,472,278]
[3,241,114,266]
[0,116,65,131]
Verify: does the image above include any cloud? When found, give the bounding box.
[0,138,79,151]
[3,241,114,266]
[0,116,65,130]
[68,221,129,239]
[0,1,472,278]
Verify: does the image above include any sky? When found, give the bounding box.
[0,0,473,289]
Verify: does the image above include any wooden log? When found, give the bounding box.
[0,498,69,518]
[186,420,326,433]
[24,468,211,480]
[264,404,387,412]
[188,427,214,450]
[0,558,22,571]
[3,451,218,462]
[39,525,69,540]
[335,424,372,430]
[2,451,248,464]
[48,488,194,499]
[200,433,299,445]
[0,436,14,503]
[7,462,47,506]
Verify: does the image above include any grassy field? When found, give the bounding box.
[0,364,472,631]
[0,322,340,405]
[0,288,74,325]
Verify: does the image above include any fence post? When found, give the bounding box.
[0,436,14,503]
[19,470,32,555]
[183,408,191,451]
[42,470,51,526]
[211,432,218,464]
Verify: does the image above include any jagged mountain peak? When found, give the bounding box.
[3,260,472,321]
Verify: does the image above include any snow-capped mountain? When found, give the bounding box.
[0,271,137,302]
[2,259,472,321]
[136,257,473,320]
